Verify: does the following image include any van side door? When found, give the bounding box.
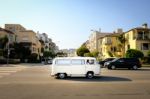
[71,59,86,75]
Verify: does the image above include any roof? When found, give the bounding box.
[105,33,122,37]
[54,57,96,60]
[0,27,14,34]
[124,27,150,34]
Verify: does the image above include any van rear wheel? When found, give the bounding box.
[86,72,94,79]
[58,73,66,79]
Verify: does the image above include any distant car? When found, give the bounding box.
[99,58,116,67]
[47,59,52,64]
[106,58,142,70]
[42,59,53,65]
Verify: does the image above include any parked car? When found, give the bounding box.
[106,58,142,70]
[99,58,116,67]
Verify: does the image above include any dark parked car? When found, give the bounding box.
[106,58,142,70]
[99,58,116,67]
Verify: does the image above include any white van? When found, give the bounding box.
[51,57,100,79]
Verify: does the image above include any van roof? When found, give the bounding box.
[54,57,96,60]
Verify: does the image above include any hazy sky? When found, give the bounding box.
[0,0,150,49]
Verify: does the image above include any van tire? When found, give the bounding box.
[58,73,66,79]
[86,72,94,79]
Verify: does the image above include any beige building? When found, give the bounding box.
[5,24,42,58]
[100,33,122,59]
[87,30,112,52]
[124,24,150,57]
[98,29,123,59]
[0,27,15,44]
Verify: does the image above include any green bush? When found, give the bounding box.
[0,59,20,64]
[147,50,150,57]
[126,49,144,58]
[84,53,93,57]
[107,51,114,57]
[28,53,38,63]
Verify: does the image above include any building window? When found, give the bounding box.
[137,31,149,40]
[33,47,36,52]
[22,36,29,41]
[127,44,130,50]
[137,32,143,39]
[141,43,149,50]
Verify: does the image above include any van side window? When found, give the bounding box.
[87,59,95,65]
[55,59,71,65]
[71,59,85,65]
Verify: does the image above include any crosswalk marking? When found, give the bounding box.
[0,66,27,78]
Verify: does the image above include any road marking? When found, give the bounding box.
[0,66,27,78]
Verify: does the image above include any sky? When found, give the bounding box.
[0,0,150,49]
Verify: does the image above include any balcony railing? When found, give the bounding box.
[104,42,112,45]
[136,36,150,40]
[133,36,150,40]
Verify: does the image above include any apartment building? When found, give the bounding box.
[100,33,122,59]
[99,29,123,59]
[5,24,42,58]
[5,24,26,33]
[124,24,150,56]
[87,30,112,52]
[37,33,58,53]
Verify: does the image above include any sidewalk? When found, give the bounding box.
[142,64,150,67]
[0,63,46,67]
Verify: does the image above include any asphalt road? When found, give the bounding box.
[0,64,150,99]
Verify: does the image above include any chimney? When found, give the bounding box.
[142,23,148,28]
[99,28,101,33]
[116,28,123,33]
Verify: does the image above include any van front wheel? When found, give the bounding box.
[58,73,66,79]
[86,72,94,79]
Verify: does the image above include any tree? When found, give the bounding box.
[84,53,93,57]
[77,46,90,56]
[0,35,8,49]
[28,53,38,62]
[0,49,3,58]
[91,50,99,58]
[126,49,144,58]
[117,34,126,57]
[56,52,67,57]
[11,43,31,62]
[43,51,55,58]
[107,51,114,57]
[147,50,150,57]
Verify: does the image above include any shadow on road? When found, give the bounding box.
[103,68,150,71]
[63,76,132,82]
